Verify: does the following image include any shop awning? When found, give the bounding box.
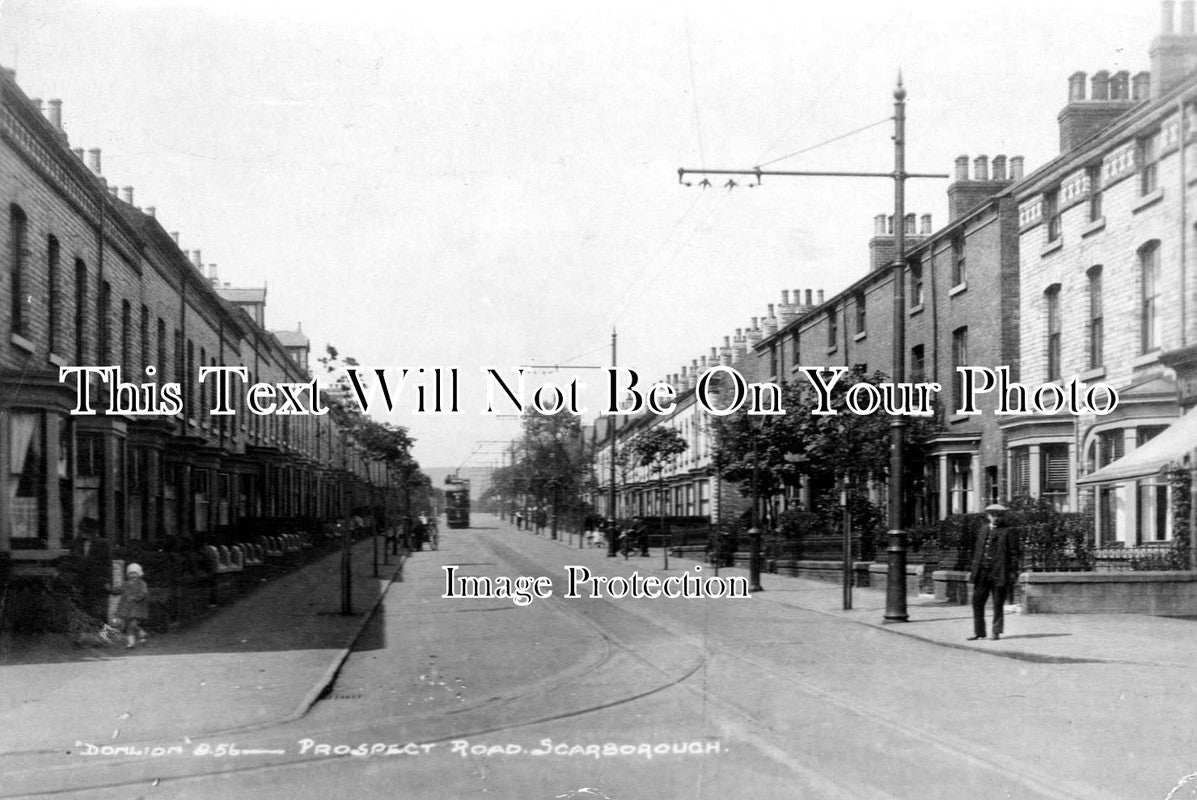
[1077,407,1197,485]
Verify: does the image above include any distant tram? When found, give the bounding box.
[445,480,471,529]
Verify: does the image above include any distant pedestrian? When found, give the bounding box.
[631,516,649,557]
[969,503,1019,641]
[111,563,150,650]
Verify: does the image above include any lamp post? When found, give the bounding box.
[749,418,763,593]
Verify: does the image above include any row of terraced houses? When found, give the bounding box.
[0,66,396,578]
[591,3,1197,554]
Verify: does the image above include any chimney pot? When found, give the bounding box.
[723,336,731,348]
[767,303,776,318]
[1091,70,1110,101]
[805,289,813,306]
[208,264,218,282]
[108,185,118,197]
[170,231,180,244]
[904,213,916,234]
[1010,156,1025,180]
[874,213,887,234]
[887,215,895,234]
[1068,71,1087,101]
[973,155,989,181]
[1164,0,1177,34]
[954,155,969,182]
[87,148,102,175]
[920,213,932,234]
[47,99,62,130]
[191,249,202,269]
[146,206,156,218]
[781,289,790,305]
[991,155,1007,181]
[817,289,825,304]
[1110,70,1130,100]
[1184,0,1195,33]
[1133,71,1152,100]
[121,186,134,205]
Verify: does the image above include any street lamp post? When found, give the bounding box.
[749,419,763,593]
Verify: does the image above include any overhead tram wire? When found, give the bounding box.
[755,116,893,169]
[749,9,902,167]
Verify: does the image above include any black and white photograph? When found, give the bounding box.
[3,1,1197,797]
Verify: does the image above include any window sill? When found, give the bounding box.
[853,331,867,342]
[1079,366,1106,382]
[1080,217,1106,238]
[948,283,967,297]
[48,352,67,368]
[1040,237,1063,257]
[909,304,925,317]
[10,332,35,354]
[1133,187,1164,213]
[948,413,972,424]
[826,346,838,356]
[1132,350,1161,368]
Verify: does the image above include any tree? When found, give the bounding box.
[628,426,688,566]
[317,345,428,524]
[711,367,939,540]
[515,411,592,539]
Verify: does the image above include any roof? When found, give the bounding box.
[1077,406,1197,485]
[272,330,310,348]
[218,287,267,304]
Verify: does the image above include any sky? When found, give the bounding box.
[0,0,1158,472]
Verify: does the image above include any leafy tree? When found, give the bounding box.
[711,366,939,535]
[513,411,592,537]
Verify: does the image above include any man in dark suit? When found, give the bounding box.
[969,503,1019,641]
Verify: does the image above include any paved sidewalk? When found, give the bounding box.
[0,538,405,757]
[529,520,1197,668]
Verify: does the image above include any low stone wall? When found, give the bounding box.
[771,560,872,586]
[1021,571,1197,615]
[867,563,927,597]
[933,570,1025,605]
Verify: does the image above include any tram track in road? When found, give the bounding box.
[480,527,1119,800]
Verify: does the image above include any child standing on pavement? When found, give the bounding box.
[112,563,150,650]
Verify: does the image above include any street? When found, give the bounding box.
[2,513,1195,799]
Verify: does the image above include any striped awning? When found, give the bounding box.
[1077,407,1197,485]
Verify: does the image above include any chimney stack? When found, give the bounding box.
[948,154,1017,220]
[191,250,202,271]
[1152,1,1197,98]
[87,148,102,175]
[170,231,180,244]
